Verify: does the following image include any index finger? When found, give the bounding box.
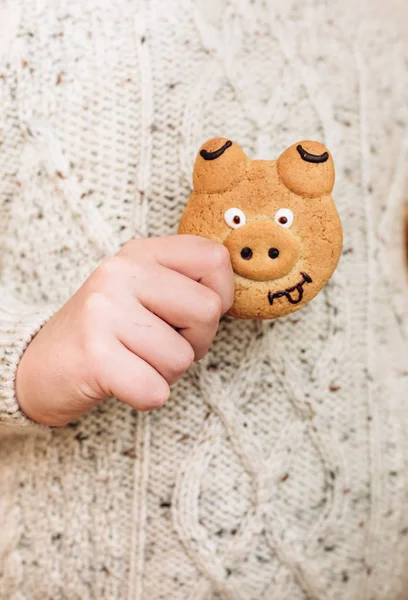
[122,235,235,314]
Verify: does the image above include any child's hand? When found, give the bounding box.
[16,236,234,426]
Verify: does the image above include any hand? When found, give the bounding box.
[16,235,234,426]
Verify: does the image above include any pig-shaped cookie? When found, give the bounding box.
[178,138,343,319]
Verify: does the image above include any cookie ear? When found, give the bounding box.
[193,138,248,194]
[277,141,335,198]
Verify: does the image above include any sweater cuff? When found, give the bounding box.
[0,293,60,433]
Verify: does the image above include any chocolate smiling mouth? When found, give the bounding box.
[268,272,312,306]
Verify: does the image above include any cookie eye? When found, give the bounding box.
[274,208,294,229]
[224,208,246,229]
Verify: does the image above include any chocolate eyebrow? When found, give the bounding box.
[200,140,233,161]
[296,144,329,164]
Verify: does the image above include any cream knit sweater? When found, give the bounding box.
[1,1,408,599]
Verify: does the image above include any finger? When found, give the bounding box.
[115,302,195,385]
[99,338,170,411]
[121,235,235,314]
[132,265,222,359]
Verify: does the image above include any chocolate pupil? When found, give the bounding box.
[233,215,241,224]
[241,247,253,260]
[279,216,288,224]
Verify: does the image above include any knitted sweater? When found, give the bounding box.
[1,1,408,599]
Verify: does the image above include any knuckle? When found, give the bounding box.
[81,327,108,368]
[108,250,148,286]
[95,255,125,283]
[119,239,140,256]
[82,292,112,325]
[211,243,231,270]
[85,338,106,368]
[178,344,195,371]
[201,291,223,324]
[142,384,170,411]
[170,343,195,378]
[129,261,149,284]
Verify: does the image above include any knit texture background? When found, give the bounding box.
[0,0,408,598]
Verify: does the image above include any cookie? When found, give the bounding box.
[178,138,343,319]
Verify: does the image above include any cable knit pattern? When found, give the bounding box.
[0,1,408,599]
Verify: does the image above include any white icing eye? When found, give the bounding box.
[224,207,246,229]
[274,208,294,228]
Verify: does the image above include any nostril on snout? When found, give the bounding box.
[241,247,253,260]
[268,248,280,259]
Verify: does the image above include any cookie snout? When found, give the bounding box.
[224,220,300,282]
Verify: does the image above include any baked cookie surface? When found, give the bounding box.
[178,138,343,319]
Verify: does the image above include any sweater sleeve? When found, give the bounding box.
[0,288,60,435]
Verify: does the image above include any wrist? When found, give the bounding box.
[15,345,45,425]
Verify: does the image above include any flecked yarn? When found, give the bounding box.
[1,1,408,599]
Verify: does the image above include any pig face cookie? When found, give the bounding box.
[178,138,343,319]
